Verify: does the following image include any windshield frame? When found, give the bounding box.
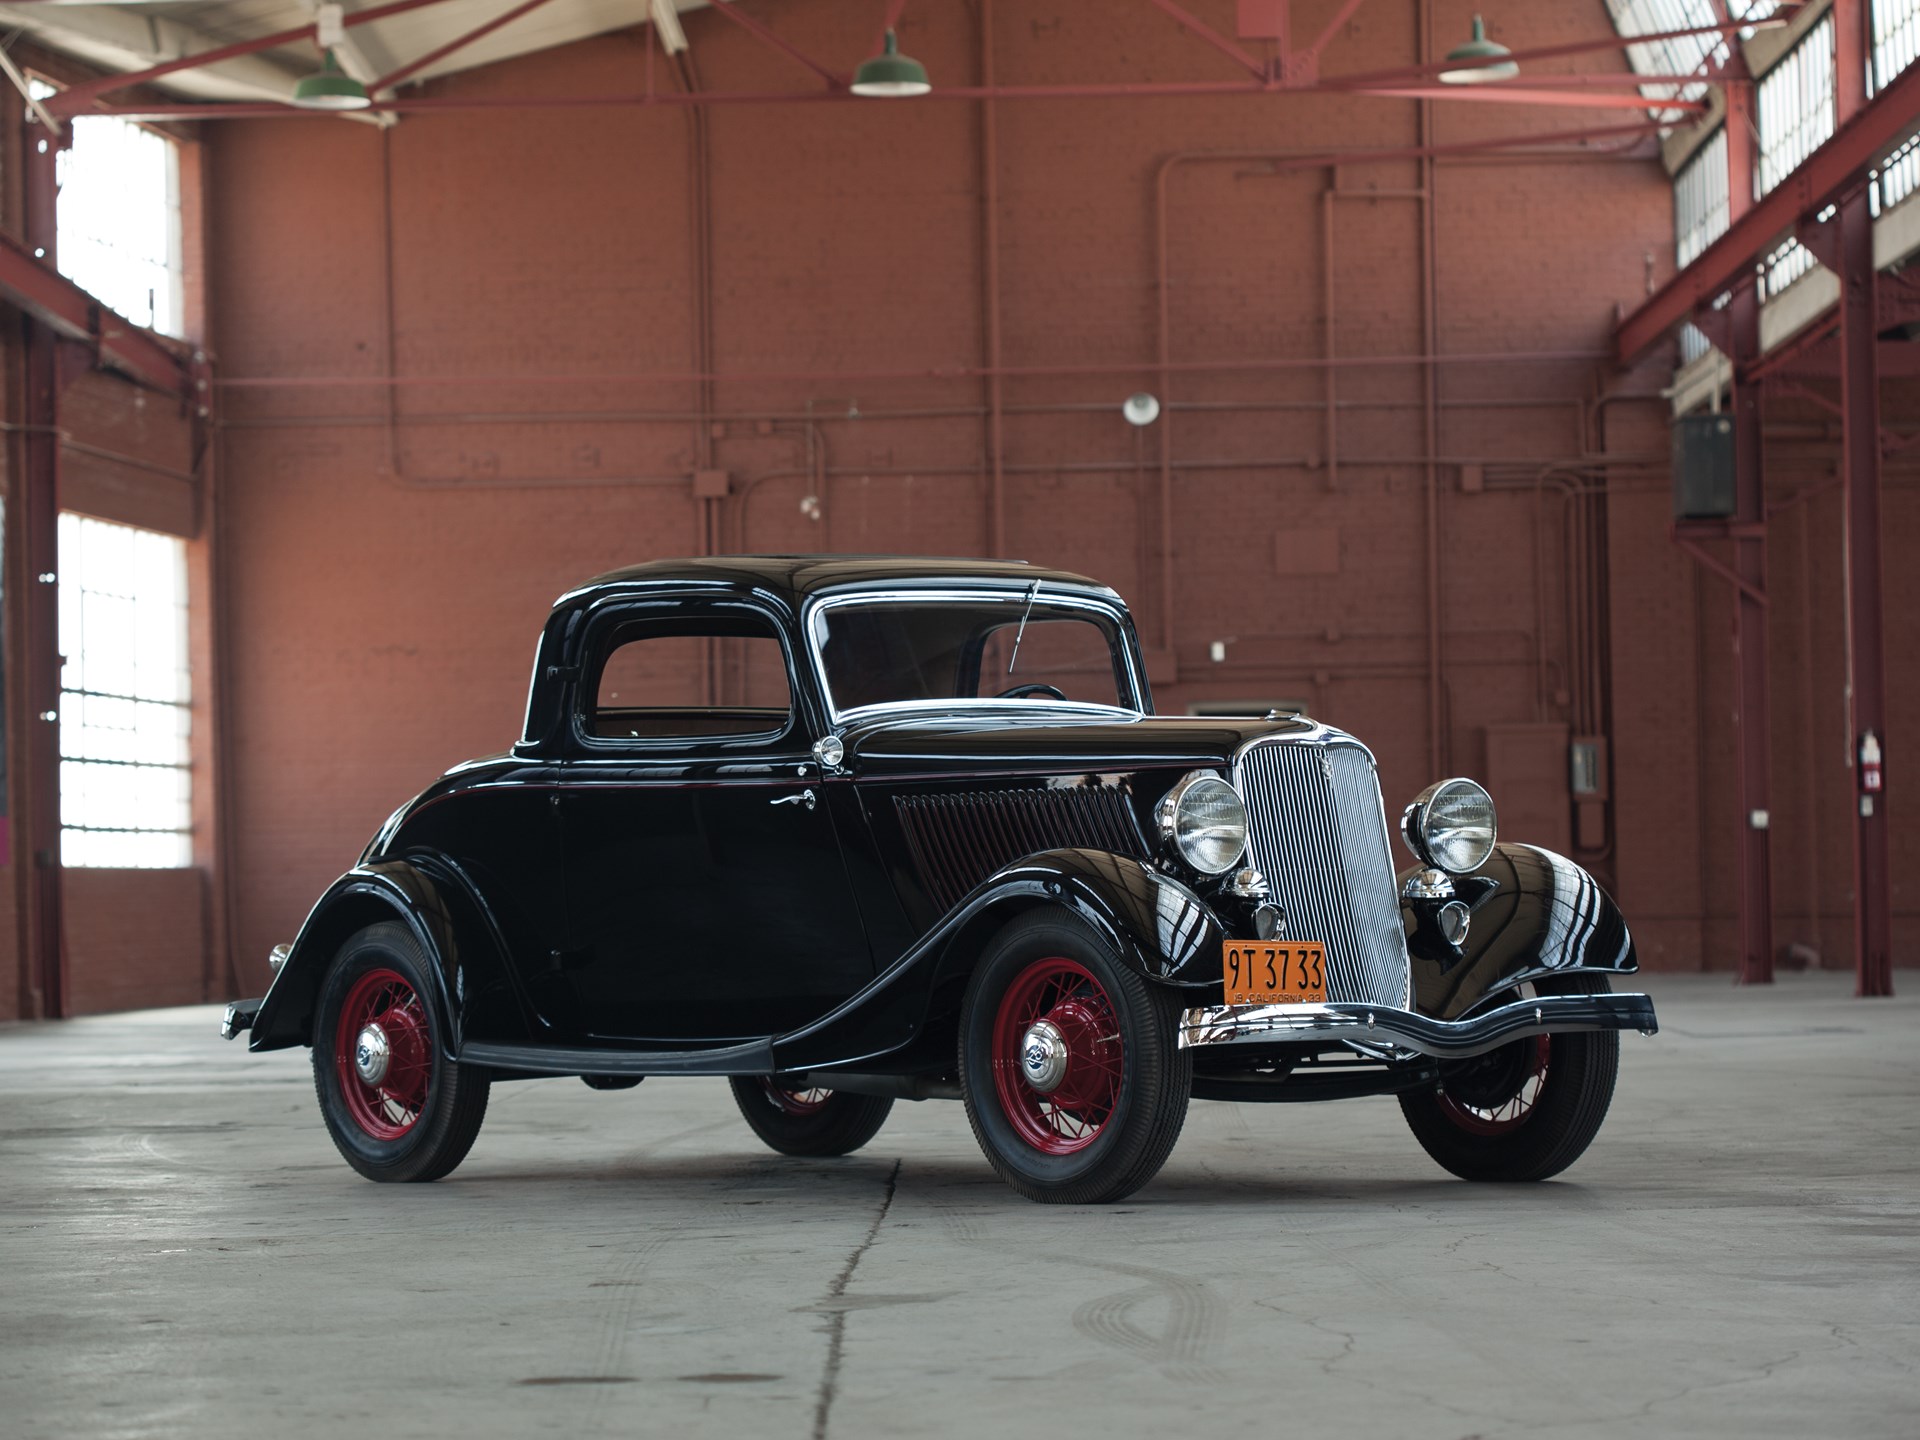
[802,584,1148,725]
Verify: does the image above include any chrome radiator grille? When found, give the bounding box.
[1234,739,1410,1010]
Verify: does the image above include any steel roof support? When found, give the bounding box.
[1143,0,1267,81]
[44,0,461,116]
[12,134,65,1017]
[1670,68,1775,983]
[373,0,562,94]
[0,227,194,396]
[1721,63,1773,988]
[704,1,845,89]
[1832,0,1894,996]
[1615,46,1920,364]
[1835,188,1893,997]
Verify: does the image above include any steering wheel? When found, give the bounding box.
[997,682,1069,701]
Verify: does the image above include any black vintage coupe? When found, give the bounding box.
[225,556,1656,1204]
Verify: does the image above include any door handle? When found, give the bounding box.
[771,788,817,812]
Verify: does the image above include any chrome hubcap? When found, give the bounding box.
[354,1023,391,1086]
[1019,1019,1070,1093]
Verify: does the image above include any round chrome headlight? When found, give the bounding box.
[1156,772,1248,875]
[1401,778,1498,875]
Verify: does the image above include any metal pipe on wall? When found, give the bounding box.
[979,0,1006,560]
[1419,0,1444,777]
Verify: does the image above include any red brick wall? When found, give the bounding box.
[190,0,1913,990]
[64,868,208,1016]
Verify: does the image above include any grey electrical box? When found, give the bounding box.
[1672,413,1737,519]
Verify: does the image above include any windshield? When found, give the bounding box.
[811,592,1138,716]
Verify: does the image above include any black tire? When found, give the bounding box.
[728,1077,893,1157]
[1399,973,1621,1182]
[311,922,491,1183]
[958,909,1191,1204]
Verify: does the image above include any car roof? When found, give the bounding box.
[556,555,1120,611]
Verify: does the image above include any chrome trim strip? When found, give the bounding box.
[1178,992,1659,1060]
[800,586,1149,725]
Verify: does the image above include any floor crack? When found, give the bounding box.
[811,1159,901,1440]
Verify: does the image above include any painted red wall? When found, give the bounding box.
[190,0,1911,997]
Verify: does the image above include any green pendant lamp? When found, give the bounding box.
[292,51,372,111]
[851,29,931,97]
[1438,16,1518,85]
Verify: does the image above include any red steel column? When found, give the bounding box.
[1833,0,1892,998]
[1724,76,1773,984]
[19,130,65,1016]
[1837,193,1893,995]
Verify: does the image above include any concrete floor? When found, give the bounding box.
[2,973,1916,1440]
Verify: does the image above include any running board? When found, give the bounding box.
[458,1038,775,1077]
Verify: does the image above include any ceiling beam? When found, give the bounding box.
[704,1,845,89]
[1615,53,1920,365]
[0,227,192,398]
[0,2,308,105]
[44,0,460,114]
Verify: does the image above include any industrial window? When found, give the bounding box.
[1757,15,1836,195]
[1874,131,1920,212]
[1872,0,1920,91]
[1755,16,1835,299]
[28,81,183,337]
[1674,130,1729,364]
[58,515,192,868]
[1605,1,1779,107]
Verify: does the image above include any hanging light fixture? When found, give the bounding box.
[851,30,931,97]
[1122,393,1161,426]
[292,51,371,110]
[1438,16,1518,85]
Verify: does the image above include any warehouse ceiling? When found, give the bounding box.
[0,1,1811,121]
[0,0,714,106]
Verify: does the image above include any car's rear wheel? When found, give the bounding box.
[728,1077,893,1157]
[958,909,1190,1204]
[1399,973,1620,1182]
[311,922,490,1183]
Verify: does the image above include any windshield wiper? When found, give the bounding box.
[1007,580,1041,675]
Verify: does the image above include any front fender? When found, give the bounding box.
[1405,843,1636,1021]
[246,858,524,1052]
[771,849,1224,1072]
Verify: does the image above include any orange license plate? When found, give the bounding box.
[1222,941,1327,1006]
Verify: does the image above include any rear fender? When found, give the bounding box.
[772,849,1222,1072]
[1405,843,1636,1021]
[246,859,523,1052]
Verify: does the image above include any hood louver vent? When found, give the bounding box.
[895,786,1147,913]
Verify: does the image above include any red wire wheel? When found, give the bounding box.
[333,967,433,1141]
[760,1079,833,1116]
[1437,1034,1550,1136]
[990,956,1125,1156]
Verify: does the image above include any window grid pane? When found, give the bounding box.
[1605,1,1779,108]
[58,514,192,869]
[1873,0,1920,92]
[27,81,183,338]
[1674,129,1729,364]
[1757,15,1836,197]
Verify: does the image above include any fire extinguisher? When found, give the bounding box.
[1859,730,1883,817]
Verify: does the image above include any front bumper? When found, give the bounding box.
[1179,991,1658,1060]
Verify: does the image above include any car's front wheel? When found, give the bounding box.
[728,1077,893,1157]
[1399,973,1621,1182]
[311,922,490,1183]
[958,909,1190,1204]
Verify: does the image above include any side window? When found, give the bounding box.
[587,611,792,741]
